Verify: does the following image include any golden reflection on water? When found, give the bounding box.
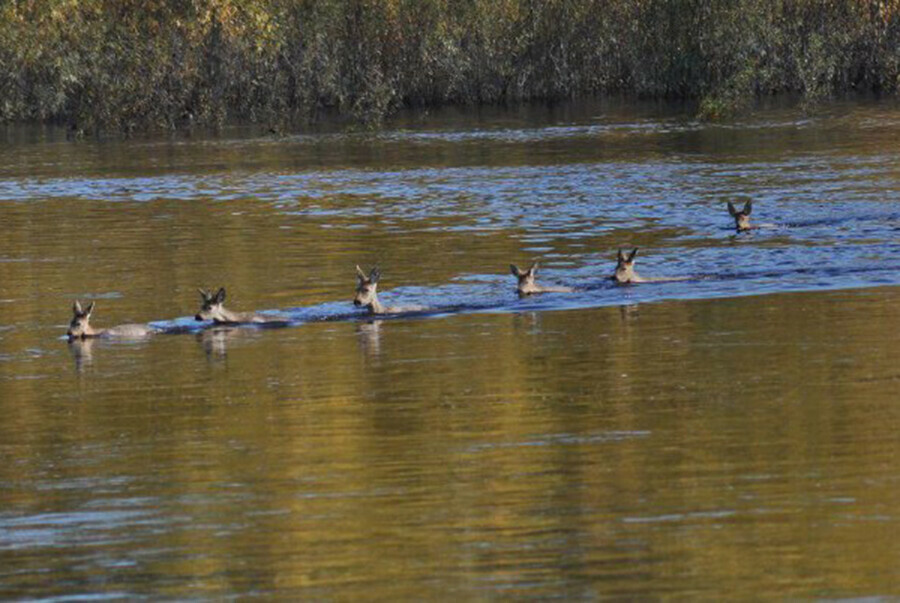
[3,101,900,597]
[1,284,899,598]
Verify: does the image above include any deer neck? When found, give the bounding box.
[368,296,385,314]
[214,307,247,324]
[83,324,105,338]
[614,268,638,284]
[518,280,539,295]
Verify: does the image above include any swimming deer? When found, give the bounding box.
[610,248,692,284]
[66,301,157,340]
[727,200,753,232]
[611,248,644,284]
[510,262,574,296]
[354,265,425,315]
[195,288,286,325]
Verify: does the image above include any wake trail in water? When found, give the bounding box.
[141,255,900,335]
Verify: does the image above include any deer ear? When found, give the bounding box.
[628,248,638,262]
[727,202,737,217]
[369,267,380,284]
[73,300,83,315]
[743,200,752,215]
[617,249,626,262]
[356,265,367,281]
[528,262,538,275]
[510,264,521,277]
[198,288,209,301]
[85,301,94,317]
[215,287,226,303]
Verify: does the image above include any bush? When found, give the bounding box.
[2,0,899,132]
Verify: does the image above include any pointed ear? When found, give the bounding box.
[215,287,226,303]
[628,248,638,262]
[369,267,380,284]
[356,265,367,281]
[73,300,83,315]
[727,201,738,217]
[528,262,538,275]
[510,264,521,277]
[743,200,752,215]
[85,301,94,317]
[198,288,209,301]
[617,249,626,262]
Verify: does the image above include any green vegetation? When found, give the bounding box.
[2,0,900,132]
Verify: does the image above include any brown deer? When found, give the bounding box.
[509,262,574,296]
[66,301,157,340]
[195,288,286,325]
[610,248,692,284]
[354,265,425,315]
[611,248,644,284]
[727,200,753,232]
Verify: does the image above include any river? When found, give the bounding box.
[1,99,899,598]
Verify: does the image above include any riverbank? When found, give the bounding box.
[2,0,899,133]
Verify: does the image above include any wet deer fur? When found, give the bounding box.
[612,248,644,284]
[195,288,284,325]
[67,300,156,340]
[510,262,574,295]
[727,200,753,232]
[354,265,425,314]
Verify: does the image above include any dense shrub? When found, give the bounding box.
[2,0,900,132]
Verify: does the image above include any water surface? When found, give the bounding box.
[1,99,899,598]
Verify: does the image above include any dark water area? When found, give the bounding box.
[1,99,899,598]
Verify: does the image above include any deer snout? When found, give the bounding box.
[195,313,205,321]
[353,299,362,307]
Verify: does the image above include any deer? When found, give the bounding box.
[727,200,753,232]
[509,262,574,296]
[610,248,692,284]
[195,288,286,325]
[66,300,157,340]
[611,248,644,284]
[354,265,425,315]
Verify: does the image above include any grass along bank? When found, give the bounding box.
[2,0,900,133]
